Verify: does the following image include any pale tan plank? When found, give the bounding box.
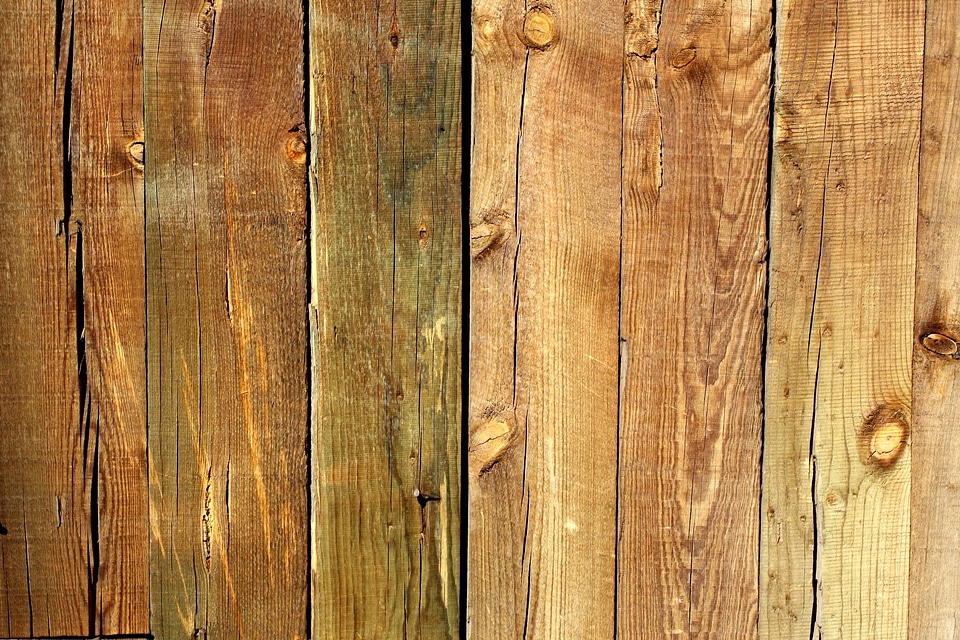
[761,1,923,638]
[466,0,528,636]
[469,0,623,636]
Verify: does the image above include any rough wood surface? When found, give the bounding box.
[909,5,960,636]
[144,0,309,636]
[0,0,91,634]
[618,0,772,637]
[72,0,149,630]
[468,0,622,637]
[761,1,923,638]
[308,0,462,637]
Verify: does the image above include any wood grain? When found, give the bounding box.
[308,0,461,637]
[72,0,149,631]
[618,0,772,637]
[144,0,309,636]
[469,0,622,636]
[0,0,91,634]
[909,5,960,636]
[761,1,923,638]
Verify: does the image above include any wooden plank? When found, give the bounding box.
[466,0,527,636]
[761,1,923,638]
[909,5,960,635]
[144,0,309,636]
[0,0,91,635]
[308,0,461,636]
[71,0,149,631]
[618,0,772,636]
[469,0,622,636]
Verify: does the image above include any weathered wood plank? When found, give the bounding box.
[72,0,149,631]
[618,0,772,636]
[308,0,461,636]
[469,0,622,636]
[466,0,527,637]
[144,0,309,636]
[0,0,91,634]
[761,1,923,638]
[909,5,960,635]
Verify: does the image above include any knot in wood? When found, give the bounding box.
[921,332,959,357]
[469,416,515,475]
[521,8,556,50]
[470,210,512,258]
[127,140,145,169]
[671,47,697,69]
[859,405,909,469]
[286,132,307,164]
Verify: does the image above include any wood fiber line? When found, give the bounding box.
[71,0,149,631]
[0,0,90,634]
[909,4,960,635]
[144,0,309,636]
[618,0,773,637]
[469,0,622,637]
[308,0,462,636]
[761,1,923,638]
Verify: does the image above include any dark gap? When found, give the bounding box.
[89,408,101,635]
[54,0,65,68]
[301,0,314,636]
[758,0,777,633]
[459,0,471,637]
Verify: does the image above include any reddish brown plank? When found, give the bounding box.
[0,0,90,634]
[144,0,309,636]
[618,0,773,636]
[72,0,149,631]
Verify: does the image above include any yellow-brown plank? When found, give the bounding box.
[0,0,90,634]
[308,0,461,636]
[761,1,923,638]
[72,0,150,631]
[618,0,772,636]
[469,0,622,636]
[144,0,309,636]
[910,5,960,635]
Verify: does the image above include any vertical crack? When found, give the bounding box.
[758,0,777,631]
[808,344,823,640]
[614,2,631,635]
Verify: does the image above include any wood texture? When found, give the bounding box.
[72,0,149,630]
[909,5,960,636]
[618,0,772,637]
[0,0,90,634]
[144,0,309,636]
[468,0,622,637]
[308,0,461,637]
[761,1,923,638]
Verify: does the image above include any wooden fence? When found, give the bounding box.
[0,0,956,638]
